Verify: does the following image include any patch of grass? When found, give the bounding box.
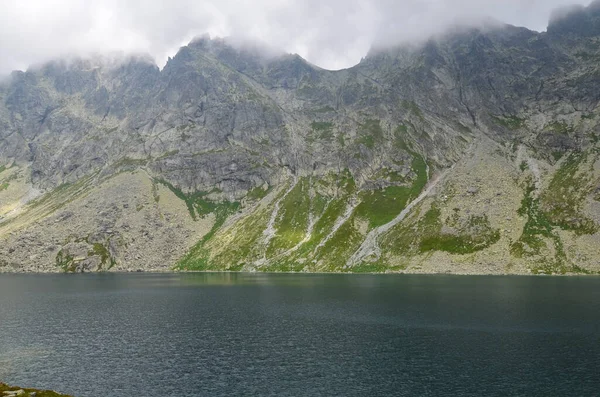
[113,157,148,168]
[246,184,271,201]
[0,182,8,192]
[511,184,557,257]
[395,124,408,136]
[309,121,334,142]
[383,201,501,257]
[540,152,598,235]
[331,168,356,196]
[313,106,335,113]
[26,174,97,219]
[356,186,411,228]
[318,217,365,270]
[356,143,427,228]
[373,168,408,183]
[261,257,306,272]
[311,121,334,131]
[401,100,425,121]
[420,230,501,255]
[508,182,589,274]
[519,161,528,172]
[491,115,526,130]
[0,165,6,174]
[418,207,501,255]
[56,249,76,272]
[88,242,115,270]
[159,179,240,270]
[156,150,180,160]
[551,151,563,162]
[177,207,270,271]
[356,119,384,149]
[546,121,573,135]
[267,178,311,254]
[456,122,472,134]
[156,179,238,221]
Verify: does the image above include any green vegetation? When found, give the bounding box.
[113,157,149,168]
[267,178,311,255]
[383,202,501,257]
[27,174,97,219]
[372,168,408,183]
[491,115,526,130]
[317,215,365,271]
[159,179,241,270]
[88,242,116,270]
[0,383,71,397]
[309,121,334,142]
[357,186,411,228]
[313,106,335,113]
[509,180,593,275]
[581,113,596,120]
[177,121,434,272]
[246,184,271,201]
[456,122,472,134]
[0,164,6,174]
[546,121,573,135]
[56,236,116,273]
[157,179,239,221]
[0,182,8,191]
[356,131,429,228]
[511,183,561,258]
[395,124,408,135]
[540,152,598,235]
[519,161,528,172]
[551,151,564,162]
[311,121,334,131]
[419,209,501,255]
[355,131,428,228]
[401,100,425,121]
[156,150,180,159]
[55,249,76,272]
[177,207,270,271]
[356,119,384,149]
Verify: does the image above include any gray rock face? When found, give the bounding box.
[1,2,600,273]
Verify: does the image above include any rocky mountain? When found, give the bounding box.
[1,2,600,274]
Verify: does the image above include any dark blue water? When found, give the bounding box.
[1,273,599,396]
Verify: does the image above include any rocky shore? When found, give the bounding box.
[0,383,71,397]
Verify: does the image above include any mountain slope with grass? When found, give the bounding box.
[2,2,600,274]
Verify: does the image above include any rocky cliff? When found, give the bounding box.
[1,2,600,274]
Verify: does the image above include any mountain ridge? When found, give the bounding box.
[1,2,600,274]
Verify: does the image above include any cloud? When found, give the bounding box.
[0,0,593,74]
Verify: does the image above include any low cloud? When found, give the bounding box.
[0,0,593,74]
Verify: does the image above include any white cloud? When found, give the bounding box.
[0,0,593,74]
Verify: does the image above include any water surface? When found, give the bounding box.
[1,273,599,396]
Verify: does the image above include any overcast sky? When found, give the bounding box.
[0,0,593,74]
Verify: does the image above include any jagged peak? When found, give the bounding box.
[167,33,319,78]
[363,18,533,64]
[187,34,285,61]
[547,0,600,36]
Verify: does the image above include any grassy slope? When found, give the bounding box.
[175,122,435,272]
